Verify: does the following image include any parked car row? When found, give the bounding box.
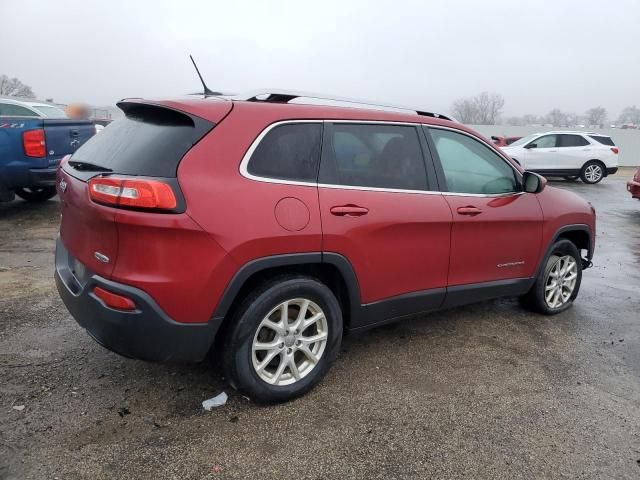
[54,91,597,402]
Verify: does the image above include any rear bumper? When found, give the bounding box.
[55,237,221,362]
[628,179,640,199]
[28,167,58,187]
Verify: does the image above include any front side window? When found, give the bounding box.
[528,135,557,149]
[0,103,38,117]
[320,123,428,190]
[429,128,518,195]
[558,134,589,147]
[247,123,322,182]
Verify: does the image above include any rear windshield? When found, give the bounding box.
[69,103,212,177]
[588,135,615,146]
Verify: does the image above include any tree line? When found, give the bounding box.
[451,92,640,127]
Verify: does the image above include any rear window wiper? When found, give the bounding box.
[68,161,113,172]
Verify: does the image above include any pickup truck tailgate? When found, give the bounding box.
[43,119,94,167]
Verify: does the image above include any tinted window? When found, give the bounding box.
[320,123,427,190]
[70,103,212,177]
[559,134,589,147]
[32,105,67,118]
[430,128,518,195]
[248,123,322,182]
[529,135,557,148]
[0,103,38,117]
[588,135,615,146]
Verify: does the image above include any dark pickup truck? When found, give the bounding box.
[0,98,95,202]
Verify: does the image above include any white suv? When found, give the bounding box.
[501,131,619,184]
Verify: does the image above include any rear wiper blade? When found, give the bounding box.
[68,161,113,172]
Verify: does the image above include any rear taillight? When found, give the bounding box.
[23,129,46,157]
[611,147,619,154]
[93,286,136,311]
[88,177,177,210]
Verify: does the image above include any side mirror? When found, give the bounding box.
[523,171,546,194]
[524,143,537,149]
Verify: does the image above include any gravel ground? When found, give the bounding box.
[1,171,639,479]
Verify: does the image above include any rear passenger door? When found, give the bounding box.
[318,122,452,326]
[425,127,543,289]
[555,134,591,169]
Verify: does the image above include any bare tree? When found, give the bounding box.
[585,106,607,127]
[0,75,36,98]
[451,98,477,124]
[546,109,567,127]
[521,114,539,126]
[505,116,523,126]
[618,105,640,125]
[450,92,504,125]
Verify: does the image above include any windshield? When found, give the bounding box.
[32,105,68,118]
[507,134,539,147]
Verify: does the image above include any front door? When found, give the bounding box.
[522,133,559,170]
[426,127,544,287]
[318,122,452,326]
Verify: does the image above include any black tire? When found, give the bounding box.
[580,161,605,184]
[521,239,582,315]
[223,276,343,403]
[14,186,57,202]
[563,175,579,182]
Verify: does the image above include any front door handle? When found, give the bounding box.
[330,205,369,216]
[457,206,482,215]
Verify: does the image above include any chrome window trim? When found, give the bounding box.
[239,119,526,198]
[426,125,524,197]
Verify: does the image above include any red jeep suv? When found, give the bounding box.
[55,92,596,402]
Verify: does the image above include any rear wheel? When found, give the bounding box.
[15,186,57,202]
[223,276,343,403]
[521,239,582,315]
[580,161,605,184]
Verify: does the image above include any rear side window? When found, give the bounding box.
[429,128,518,195]
[588,135,615,146]
[69,103,213,177]
[0,103,38,117]
[320,123,428,190]
[559,134,589,147]
[247,123,322,182]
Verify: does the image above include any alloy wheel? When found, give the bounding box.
[544,255,578,309]
[584,164,603,183]
[251,298,328,386]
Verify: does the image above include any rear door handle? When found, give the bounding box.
[330,205,369,216]
[457,206,482,215]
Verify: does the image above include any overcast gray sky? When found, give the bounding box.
[1,0,639,118]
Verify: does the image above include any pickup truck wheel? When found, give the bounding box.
[223,276,343,403]
[521,239,582,315]
[15,186,57,202]
[580,161,605,184]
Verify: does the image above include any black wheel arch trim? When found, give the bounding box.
[211,252,362,325]
[538,224,594,276]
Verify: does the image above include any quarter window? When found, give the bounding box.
[320,123,428,190]
[247,123,322,182]
[429,128,518,195]
[588,135,615,146]
[558,134,589,147]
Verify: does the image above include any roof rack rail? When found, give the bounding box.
[228,89,452,121]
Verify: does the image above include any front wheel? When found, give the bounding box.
[580,161,605,184]
[563,175,579,182]
[223,276,343,403]
[521,239,582,315]
[15,186,57,202]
